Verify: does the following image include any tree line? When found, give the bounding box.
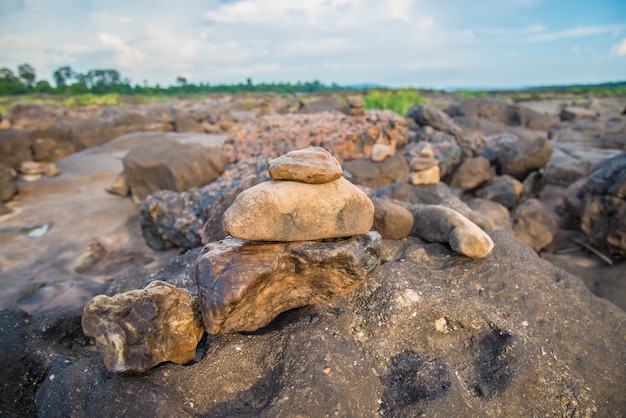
[0,63,346,96]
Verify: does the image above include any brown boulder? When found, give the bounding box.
[343,154,409,189]
[82,281,204,373]
[0,163,16,202]
[123,138,230,203]
[195,232,381,334]
[512,198,560,252]
[372,198,414,240]
[446,98,554,131]
[449,156,493,191]
[0,129,33,170]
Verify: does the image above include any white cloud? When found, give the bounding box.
[611,38,626,56]
[89,12,132,24]
[98,33,146,68]
[527,25,622,42]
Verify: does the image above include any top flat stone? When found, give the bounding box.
[268,147,343,184]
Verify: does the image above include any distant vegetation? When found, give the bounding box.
[1,62,624,115]
[0,63,346,97]
[363,89,428,115]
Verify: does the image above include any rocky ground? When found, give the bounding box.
[0,92,625,417]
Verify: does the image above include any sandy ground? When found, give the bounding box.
[0,131,225,313]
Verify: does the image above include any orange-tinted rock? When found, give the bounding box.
[195,232,382,334]
[223,177,374,241]
[268,147,342,184]
[221,111,407,163]
[82,281,204,373]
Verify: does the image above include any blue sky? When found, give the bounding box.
[1,0,625,88]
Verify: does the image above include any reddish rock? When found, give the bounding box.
[222,111,407,163]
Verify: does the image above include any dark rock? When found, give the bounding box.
[543,147,595,187]
[512,198,560,252]
[372,197,414,240]
[140,157,270,250]
[449,156,493,191]
[123,138,229,203]
[403,138,462,178]
[477,133,553,180]
[200,176,262,244]
[475,175,523,209]
[0,307,92,417]
[0,129,33,170]
[446,98,554,131]
[28,231,626,417]
[597,132,626,150]
[106,248,202,297]
[342,154,409,189]
[466,198,512,232]
[195,232,381,334]
[0,163,16,202]
[560,106,597,121]
[579,152,626,257]
[407,103,463,138]
[82,281,204,373]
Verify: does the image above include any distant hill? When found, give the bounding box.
[527,81,626,91]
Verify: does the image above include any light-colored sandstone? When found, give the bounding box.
[409,166,440,185]
[223,177,374,241]
[409,157,438,171]
[268,147,343,184]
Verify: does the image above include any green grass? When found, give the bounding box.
[0,93,174,115]
[364,89,428,116]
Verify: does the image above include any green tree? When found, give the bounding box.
[17,63,36,87]
[0,67,27,94]
[52,65,75,87]
[34,80,54,93]
[176,75,188,87]
[0,67,19,83]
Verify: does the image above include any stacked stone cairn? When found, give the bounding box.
[82,147,382,373]
[344,95,365,116]
[408,148,440,185]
